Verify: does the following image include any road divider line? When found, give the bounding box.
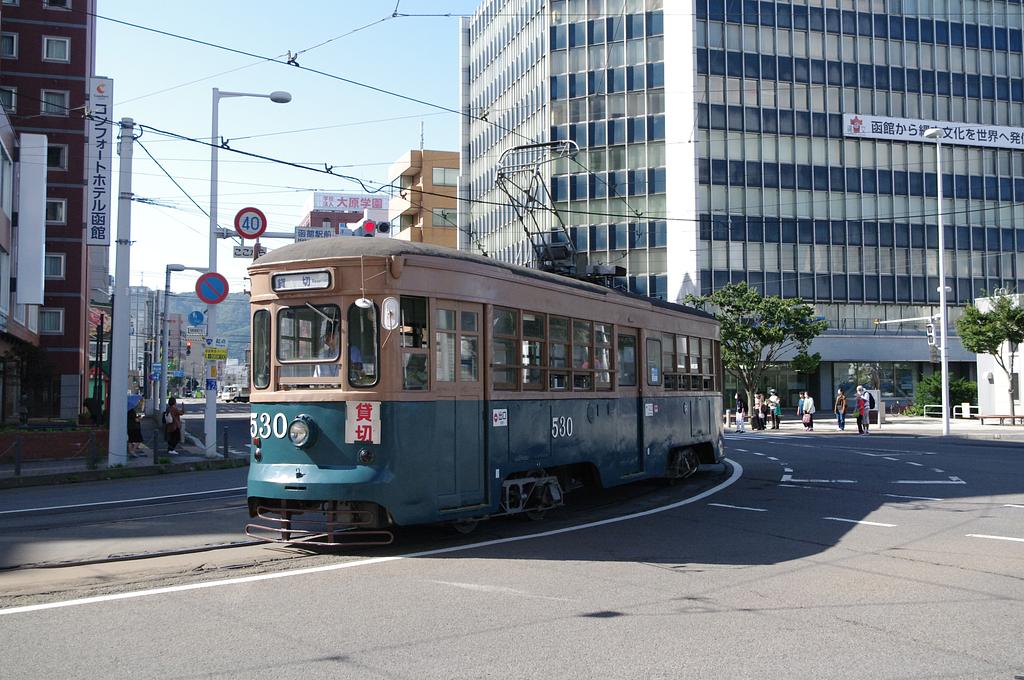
[0,487,247,516]
[885,494,943,501]
[905,462,924,467]
[0,461,745,617]
[893,477,964,485]
[781,473,857,484]
[707,503,767,513]
[1004,504,1024,509]
[824,517,896,527]
[967,534,1024,544]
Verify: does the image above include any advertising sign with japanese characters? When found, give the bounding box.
[346,400,382,444]
[313,191,388,212]
[844,113,1024,149]
[86,78,113,246]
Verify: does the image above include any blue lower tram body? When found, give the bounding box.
[247,396,724,528]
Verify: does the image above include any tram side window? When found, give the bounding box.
[689,335,702,390]
[662,333,677,390]
[594,323,612,390]
[348,303,379,388]
[702,337,713,390]
[492,307,519,390]
[522,312,546,390]
[617,335,637,386]
[436,308,456,382]
[461,311,479,381]
[572,319,593,391]
[549,316,569,390]
[401,296,428,390]
[646,337,662,386]
[252,309,270,389]
[713,339,722,391]
[676,335,689,378]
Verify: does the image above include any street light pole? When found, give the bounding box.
[159,265,206,418]
[924,128,951,436]
[206,87,291,459]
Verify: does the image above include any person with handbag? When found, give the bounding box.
[163,397,184,455]
[768,389,781,429]
[802,392,816,431]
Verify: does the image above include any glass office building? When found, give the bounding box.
[459,0,1014,406]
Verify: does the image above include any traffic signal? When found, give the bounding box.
[356,218,391,237]
[925,323,936,346]
[186,341,192,355]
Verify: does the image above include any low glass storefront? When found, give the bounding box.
[724,365,812,408]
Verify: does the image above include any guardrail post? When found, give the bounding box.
[14,435,21,477]
[86,431,98,469]
[221,426,228,458]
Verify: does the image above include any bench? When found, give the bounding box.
[978,414,1024,425]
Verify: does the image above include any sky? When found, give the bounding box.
[96,0,480,293]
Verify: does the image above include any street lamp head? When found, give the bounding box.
[167,264,187,272]
[269,91,292,104]
[924,127,943,140]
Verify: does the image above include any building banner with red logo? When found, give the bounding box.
[345,400,381,444]
[86,77,113,246]
[844,113,1024,149]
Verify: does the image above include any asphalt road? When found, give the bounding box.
[1,433,1022,679]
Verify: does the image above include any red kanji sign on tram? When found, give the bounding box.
[195,272,229,305]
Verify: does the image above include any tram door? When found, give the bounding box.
[617,329,645,475]
[434,301,486,509]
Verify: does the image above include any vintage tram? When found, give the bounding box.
[245,238,724,544]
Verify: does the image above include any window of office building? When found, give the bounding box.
[431,167,459,186]
[40,90,69,116]
[42,36,70,62]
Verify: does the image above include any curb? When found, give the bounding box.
[0,457,249,490]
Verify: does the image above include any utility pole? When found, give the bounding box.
[108,118,135,466]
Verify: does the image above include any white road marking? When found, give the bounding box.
[767,456,779,461]
[733,448,748,453]
[778,484,806,488]
[893,477,965,485]
[883,457,900,461]
[780,473,857,484]
[905,461,924,467]
[751,452,765,456]
[966,534,1024,544]
[0,461,745,617]
[932,468,945,473]
[425,580,572,602]
[707,503,767,513]
[885,494,943,501]
[1004,504,1024,509]
[783,468,793,473]
[0,487,247,516]
[824,517,896,527]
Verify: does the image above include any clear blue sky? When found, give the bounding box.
[97,0,479,292]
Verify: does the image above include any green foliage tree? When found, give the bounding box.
[956,293,1024,419]
[687,283,829,410]
[913,373,977,416]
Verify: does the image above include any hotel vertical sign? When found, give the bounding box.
[86,77,113,246]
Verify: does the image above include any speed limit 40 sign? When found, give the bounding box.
[234,207,267,239]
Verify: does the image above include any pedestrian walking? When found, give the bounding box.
[797,392,805,420]
[768,389,781,429]
[163,397,184,454]
[802,392,816,431]
[127,396,144,458]
[759,393,771,431]
[834,389,847,432]
[856,385,874,435]
[734,392,747,433]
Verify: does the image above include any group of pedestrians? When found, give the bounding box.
[733,385,876,434]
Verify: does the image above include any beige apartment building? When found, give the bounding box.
[388,150,459,248]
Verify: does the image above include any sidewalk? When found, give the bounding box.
[727,413,1024,442]
[0,413,249,488]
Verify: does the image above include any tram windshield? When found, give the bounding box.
[277,304,340,379]
[348,302,379,387]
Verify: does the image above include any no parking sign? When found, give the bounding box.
[195,272,229,305]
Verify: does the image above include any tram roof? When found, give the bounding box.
[254,237,715,322]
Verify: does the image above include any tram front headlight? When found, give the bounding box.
[288,415,317,448]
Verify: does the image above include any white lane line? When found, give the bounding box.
[707,502,767,513]
[783,468,793,473]
[425,580,572,602]
[967,534,1024,544]
[733,448,748,453]
[751,452,765,456]
[767,456,779,461]
[778,484,807,488]
[893,477,965,485]
[885,494,943,501]
[882,457,900,461]
[781,473,857,484]
[1005,504,1024,509]
[0,461,745,617]
[932,468,946,473]
[824,517,896,527]
[905,461,924,467]
[0,487,247,516]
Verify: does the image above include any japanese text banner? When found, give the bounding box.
[86,77,113,246]
[844,113,1024,149]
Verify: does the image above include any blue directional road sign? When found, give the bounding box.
[171,369,185,378]
[188,310,205,325]
[206,378,218,391]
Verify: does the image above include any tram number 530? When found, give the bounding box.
[251,412,288,439]
[551,416,574,439]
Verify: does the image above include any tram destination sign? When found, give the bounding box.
[272,271,331,292]
[844,113,1024,149]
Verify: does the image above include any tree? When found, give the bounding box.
[956,293,1024,419]
[687,283,829,410]
[914,373,976,414]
